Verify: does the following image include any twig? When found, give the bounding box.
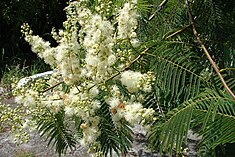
[149,0,169,21]
[105,47,151,82]
[185,0,235,100]
[219,68,235,73]
[41,81,63,93]
[164,24,191,39]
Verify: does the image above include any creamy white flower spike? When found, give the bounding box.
[117,2,138,40]
[82,12,116,82]
[21,24,56,67]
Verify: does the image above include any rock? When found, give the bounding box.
[188,129,202,141]
[17,71,53,87]
[0,87,6,95]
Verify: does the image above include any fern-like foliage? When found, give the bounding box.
[97,100,133,156]
[37,109,76,157]
[136,0,235,156]
[148,88,235,156]
[212,72,235,94]
[193,91,235,156]
[191,0,235,71]
[148,95,194,155]
[142,42,210,110]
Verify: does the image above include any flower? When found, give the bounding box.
[124,102,143,124]
[108,54,117,65]
[120,70,143,93]
[117,2,138,40]
[64,106,75,116]
[89,86,99,97]
[108,97,120,108]
[121,70,155,93]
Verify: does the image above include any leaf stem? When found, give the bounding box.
[148,0,169,21]
[41,81,63,93]
[185,0,235,100]
[219,68,235,73]
[164,24,191,39]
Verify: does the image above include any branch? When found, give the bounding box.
[164,24,191,39]
[148,0,169,21]
[105,47,151,82]
[185,0,235,100]
[41,81,63,93]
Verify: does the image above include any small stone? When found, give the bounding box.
[0,87,6,95]
[135,133,147,142]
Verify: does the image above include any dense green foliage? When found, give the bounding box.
[142,0,235,156]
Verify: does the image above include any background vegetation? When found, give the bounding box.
[0,0,67,78]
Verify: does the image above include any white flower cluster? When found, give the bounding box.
[49,2,84,85]
[79,116,100,144]
[18,0,156,148]
[16,84,64,114]
[106,85,155,125]
[63,85,100,117]
[40,91,65,113]
[16,81,101,145]
[120,70,155,93]
[82,14,116,82]
[117,2,139,46]
[15,89,39,107]
[125,100,156,126]
[21,25,82,85]
[55,41,81,85]
[21,23,56,67]
[63,84,101,144]
[95,0,113,17]
[107,97,125,122]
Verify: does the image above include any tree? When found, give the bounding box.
[8,0,235,156]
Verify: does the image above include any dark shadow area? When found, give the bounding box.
[0,0,67,77]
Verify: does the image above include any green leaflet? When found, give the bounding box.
[148,89,235,156]
[37,110,76,157]
[97,101,133,157]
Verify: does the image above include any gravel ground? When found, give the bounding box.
[0,87,200,157]
[0,125,200,157]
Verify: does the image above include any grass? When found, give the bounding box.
[0,59,51,89]
[1,64,26,87]
[14,149,35,157]
[0,126,4,133]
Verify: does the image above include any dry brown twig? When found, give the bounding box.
[185,0,235,100]
[149,0,169,21]
[164,24,192,39]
